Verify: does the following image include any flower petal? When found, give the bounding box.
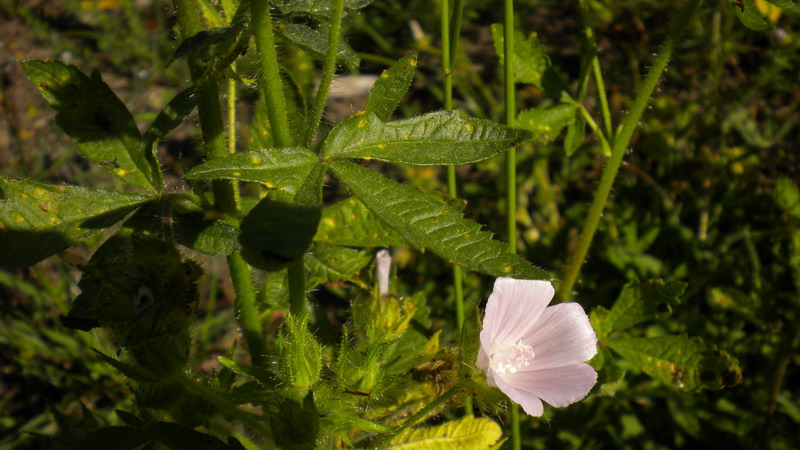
[503,363,597,408]
[521,303,597,371]
[479,278,554,352]
[493,374,545,417]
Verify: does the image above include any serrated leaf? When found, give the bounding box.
[591,280,686,338]
[277,22,360,65]
[21,60,157,191]
[385,415,503,449]
[516,103,576,145]
[364,52,418,121]
[144,422,231,450]
[315,197,406,247]
[329,161,551,279]
[185,148,318,194]
[0,178,151,270]
[239,163,324,271]
[322,112,530,165]
[71,426,153,450]
[491,24,566,97]
[305,243,371,283]
[608,335,742,391]
[732,0,774,31]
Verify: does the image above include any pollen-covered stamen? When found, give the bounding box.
[490,340,536,375]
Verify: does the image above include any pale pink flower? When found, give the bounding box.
[477,278,598,417]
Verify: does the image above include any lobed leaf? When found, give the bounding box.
[184,148,318,194]
[491,24,566,97]
[329,161,551,279]
[608,335,742,391]
[322,112,531,165]
[516,103,577,145]
[0,178,151,270]
[21,59,158,192]
[364,52,418,121]
[385,415,504,449]
[305,243,371,283]
[591,279,686,338]
[276,22,360,65]
[315,197,406,247]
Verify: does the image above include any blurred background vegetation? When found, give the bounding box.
[1,0,799,447]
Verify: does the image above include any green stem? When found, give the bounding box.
[306,0,345,148]
[578,0,612,138]
[442,0,470,415]
[372,386,461,448]
[173,0,263,367]
[556,0,702,301]
[288,259,306,317]
[251,0,292,148]
[175,371,271,438]
[503,0,520,448]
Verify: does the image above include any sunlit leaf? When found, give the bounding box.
[364,52,418,121]
[305,243,371,283]
[385,415,504,449]
[329,161,551,279]
[0,178,151,270]
[322,112,530,165]
[315,197,406,247]
[21,60,158,191]
[608,335,742,391]
[516,103,576,145]
[491,24,566,97]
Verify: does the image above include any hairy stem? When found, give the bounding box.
[557,0,702,301]
[305,0,345,147]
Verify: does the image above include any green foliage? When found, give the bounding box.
[21,60,160,192]
[314,197,407,247]
[385,415,504,449]
[516,103,577,145]
[323,111,530,165]
[364,52,418,121]
[329,160,551,279]
[276,22,360,66]
[591,280,686,338]
[0,178,150,270]
[278,315,322,390]
[490,24,565,96]
[731,0,774,31]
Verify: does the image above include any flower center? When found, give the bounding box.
[490,340,536,375]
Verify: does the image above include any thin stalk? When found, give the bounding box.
[578,0,612,138]
[503,0,520,447]
[556,0,702,301]
[251,0,305,315]
[251,0,291,148]
[175,371,271,438]
[228,76,241,211]
[442,0,470,415]
[173,0,264,366]
[305,0,345,148]
[371,386,461,448]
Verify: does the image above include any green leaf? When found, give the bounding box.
[315,197,406,247]
[607,335,742,391]
[0,178,150,270]
[279,315,322,389]
[491,24,566,96]
[239,163,325,271]
[516,103,576,145]
[766,0,800,13]
[385,415,503,449]
[775,176,800,221]
[21,60,157,191]
[275,0,375,16]
[591,280,686,338]
[144,422,232,450]
[564,111,586,156]
[364,52,418,121]
[168,26,237,65]
[185,148,318,194]
[329,161,551,279]
[277,22,360,65]
[322,112,530,165]
[732,0,774,31]
[143,87,196,151]
[218,356,280,387]
[305,243,371,283]
[71,426,152,450]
